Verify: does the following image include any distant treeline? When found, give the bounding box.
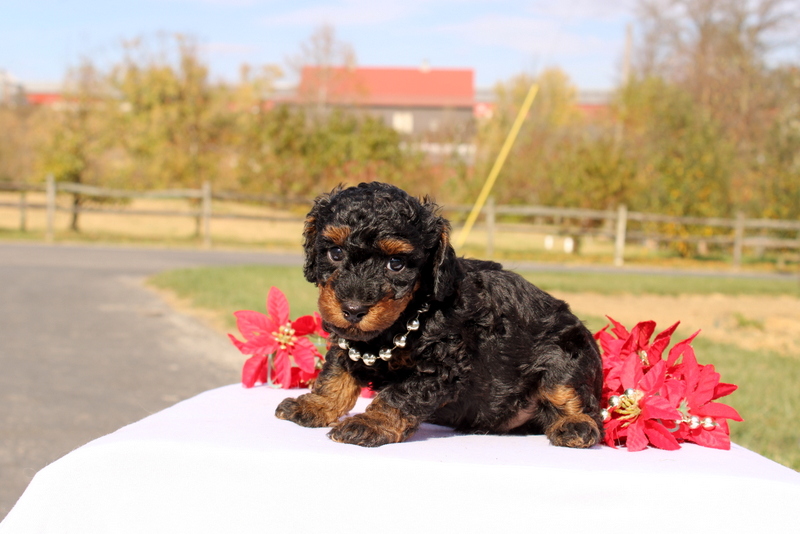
[1,0,798,250]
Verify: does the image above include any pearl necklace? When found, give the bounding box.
[336,302,430,366]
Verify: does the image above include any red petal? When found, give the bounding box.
[642,395,681,421]
[693,402,743,422]
[625,421,650,451]
[666,330,699,366]
[241,355,267,388]
[593,325,609,341]
[691,365,721,406]
[639,360,667,393]
[607,316,630,339]
[233,310,275,341]
[631,321,656,350]
[620,351,643,389]
[648,321,680,363]
[233,336,278,356]
[689,426,731,450]
[644,421,682,450]
[273,349,293,388]
[291,337,321,373]
[291,315,317,336]
[267,287,290,325]
[228,333,246,353]
[663,378,686,406]
[603,418,625,448]
[713,382,738,400]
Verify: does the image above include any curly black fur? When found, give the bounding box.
[276,182,604,448]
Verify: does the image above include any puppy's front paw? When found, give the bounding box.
[275,395,334,428]
[547,415,601,448]
[328,413,402,447]
[328,399,419,447]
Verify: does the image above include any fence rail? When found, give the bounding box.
[1,177,799,267]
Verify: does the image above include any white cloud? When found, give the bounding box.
[437,14,620,58]
[258,0,432,27]
[202,41,258,56]
[527,0,635,20]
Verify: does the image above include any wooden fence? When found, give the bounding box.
[2,176,799,268]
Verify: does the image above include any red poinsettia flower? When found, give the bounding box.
[228,287,323,388]
[597,317,741,452]
[666,345,743,449]
[604,358,683,451]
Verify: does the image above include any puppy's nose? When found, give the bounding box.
[342,303,370,324]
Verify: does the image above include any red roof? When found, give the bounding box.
[26,92,62,106]
[297,66,474,108]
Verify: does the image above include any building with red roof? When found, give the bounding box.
[293,65,477,138]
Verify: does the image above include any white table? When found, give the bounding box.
[3,384,799,533]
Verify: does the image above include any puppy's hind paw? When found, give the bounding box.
[547,415,601,449]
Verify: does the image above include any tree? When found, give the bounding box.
[633,0,800,218]
[108,34,225,190]
[289,24,358,119]
[37,60,112,231]
[0,104,36,183]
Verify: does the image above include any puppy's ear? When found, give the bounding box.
[303,186,341,283]
[423,197,459,301]
[432,223,458,300]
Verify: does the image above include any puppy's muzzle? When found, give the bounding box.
[342,302,370,324]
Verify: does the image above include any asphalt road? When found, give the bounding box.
[0,242,303,519]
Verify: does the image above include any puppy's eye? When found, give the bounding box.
[387,257,406,272]
[328,247,345,263]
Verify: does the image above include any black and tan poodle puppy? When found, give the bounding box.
[276,182,604,448]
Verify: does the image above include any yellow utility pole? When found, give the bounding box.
[454,82,539,249]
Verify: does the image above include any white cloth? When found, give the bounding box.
[2,384,799,533]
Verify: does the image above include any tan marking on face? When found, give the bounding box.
[358,281,420,333]
[377,238,414,256]
[318,277,350,330]
[322,225,351,246]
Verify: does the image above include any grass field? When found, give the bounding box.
[149,265,800,470]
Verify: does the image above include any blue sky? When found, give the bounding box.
[0,1,634,90]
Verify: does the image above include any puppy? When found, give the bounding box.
[276,182,604,448]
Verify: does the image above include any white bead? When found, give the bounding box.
[362,353,377,366]
[348,348,360,361]
[419,303,430,312]
[394,334,407,348]
[601,409,610,422]
[407,318,420,331]
[379,348,393,361]
[702,417,715,429]
[338,338,349,349]
[624,388,635,398]
[690,415,701,429]
[609,396,621,407]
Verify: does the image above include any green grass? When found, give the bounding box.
[520,270,799,297]
[149,265,320,328]
[149,264,800,470]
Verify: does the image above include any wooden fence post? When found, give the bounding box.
[202,181,212,248]
[733,212,745,269]
[614,204,627,266]
[486,196,495,259]
[19,190,27,232]
[45,174,55,243]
